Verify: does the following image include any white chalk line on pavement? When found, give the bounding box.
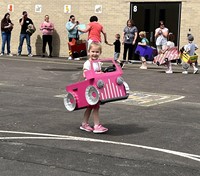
[0,130,199,162]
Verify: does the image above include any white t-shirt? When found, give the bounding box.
[166,41,175,48]
[155,27,168,46]
[83,60,101,72]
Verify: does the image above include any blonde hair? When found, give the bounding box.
[139,31,146,38]
[88,42,102,53]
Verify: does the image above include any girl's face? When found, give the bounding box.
[88,46,101,60]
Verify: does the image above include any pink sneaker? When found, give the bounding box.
[80,123,93,132]
[93,124,108,133]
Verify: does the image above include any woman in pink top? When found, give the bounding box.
[78,16,107,48]
[40,15,54,57]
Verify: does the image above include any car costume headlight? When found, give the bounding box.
[64,92,76,111]
[97,80,104,89]
[85,86,100,105]
[116,77,124,85]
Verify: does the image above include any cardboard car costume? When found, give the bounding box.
[64,58,130,111]
[154,47,179,65]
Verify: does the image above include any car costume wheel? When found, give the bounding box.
[164,58,168,62]
[123,81,130,95]
[64,92,76,111]
[80,50,87,57]
[85,86,100,105]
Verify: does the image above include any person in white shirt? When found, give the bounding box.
[155,21,169,54]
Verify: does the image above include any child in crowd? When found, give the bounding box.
[107,33,122,66]
[138,31,149,69]
[80,42,108,133]
[164,33,175,73]
[181,34,198,74]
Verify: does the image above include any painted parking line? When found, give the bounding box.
[0,130,199,162]
[113,91,185,107]
[55,91,185,107]
[0,57,83,66]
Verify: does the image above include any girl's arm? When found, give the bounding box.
[138,41,147,46]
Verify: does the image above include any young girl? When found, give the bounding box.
[80,42,108,133]
[138,31,149,69]
[164,33,175,74]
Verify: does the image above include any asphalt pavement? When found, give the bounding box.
[0,55,200,176]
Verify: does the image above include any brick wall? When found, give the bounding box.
[0,0,199,57]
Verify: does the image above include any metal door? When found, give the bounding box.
[130,2,181,60]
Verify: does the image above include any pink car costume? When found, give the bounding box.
[64,58,129,111]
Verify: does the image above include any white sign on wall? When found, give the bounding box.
[8,4,14,12]
[95,5,102,13]
[64,5,71,13]
[35,4,42,13]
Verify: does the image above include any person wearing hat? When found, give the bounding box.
[17,11,35,57]
[182,34,198,74]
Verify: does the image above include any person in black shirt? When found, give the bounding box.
[17,11,35,57]
[107,34,122,65]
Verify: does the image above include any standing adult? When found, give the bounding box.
[40,15,54,58]
[66,15,80,60]
[154,20,169,53]
[0,13,14,56]
[66,15,79,42]
[78,15,108,48]
[122,19,138,64]
[17,11,35,57]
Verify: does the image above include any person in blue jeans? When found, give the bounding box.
[18,11,35,57]
[0,13,14,56]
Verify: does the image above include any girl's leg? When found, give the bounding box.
[140,57,147,69]
[82,107,92,124]
[92,107,100,126]
[92,105,108,133]
[165,61,173,73]
[80,107,93,132]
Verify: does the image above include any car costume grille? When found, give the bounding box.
[100,79,127,101]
